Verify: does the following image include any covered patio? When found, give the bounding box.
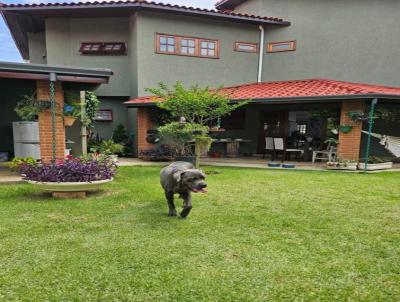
[126,79,400,167]
[0,61,112,162]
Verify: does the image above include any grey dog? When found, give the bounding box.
[160,161,207,218]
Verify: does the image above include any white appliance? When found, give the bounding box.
[13,121,41,159]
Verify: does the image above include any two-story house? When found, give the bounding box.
[1,0,400,162]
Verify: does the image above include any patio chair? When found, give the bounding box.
[273,138,286,162]
[273,137,304,162]
[312,145,337,163]
[263,137,274,159]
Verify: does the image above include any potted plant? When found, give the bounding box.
[19,156,117,198]
[338,124,353,133]
[358,156,393,171]
[98,139,124,162]
[63,103,80,127]
[327,158,358,171]
[158,122,208,166]
[146,81,247,167]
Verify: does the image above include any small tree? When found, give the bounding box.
[146,82,247,167]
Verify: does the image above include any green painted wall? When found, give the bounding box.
[92,98,128,140]
[45,17,132,96]
[135,11,261,96]
[0,79,35,155]
[27,32,47,64]
[235,0,400,87]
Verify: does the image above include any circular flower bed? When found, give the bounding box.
[19,156,118,198]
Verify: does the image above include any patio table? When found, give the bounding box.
[213,139,252,158]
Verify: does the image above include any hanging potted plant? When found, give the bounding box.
[338,124,353,133]
[63,103,80,127]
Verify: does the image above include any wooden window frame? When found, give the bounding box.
[155,33,220,59]
[234,41,258,53]
[267,40,296,53]
[79,42,127,55]
[94,109,113,122]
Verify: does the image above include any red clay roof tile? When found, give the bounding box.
[125,79,400,105]
[0,1,288,25]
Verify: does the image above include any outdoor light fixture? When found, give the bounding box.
[179,116,186,125]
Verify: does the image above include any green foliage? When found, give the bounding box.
[158,122,208,156]
[8,157,37,171]
[147,82,247,161]
[148,108,174,126]
[146,81,247,126]
[98,140,124,155]
[112,124,129,144]
[83,91,100,127]
[14,94,41,121]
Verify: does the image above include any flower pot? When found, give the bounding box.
[358,162,393,171]
[175,156,196,166]
[64,116,77,127]
[326,162,358,171]
[339,125,353,133]
[27,178,113,198]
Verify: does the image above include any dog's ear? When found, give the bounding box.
[199,170,206,179]
[173,170,186,183]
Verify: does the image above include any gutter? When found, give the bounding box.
[257,25,265,83]
[125,94,400,108]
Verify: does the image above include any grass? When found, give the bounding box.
[0,166,399,301]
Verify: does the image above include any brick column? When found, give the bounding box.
[137,108,155,153]
[36,80,66,163]
[337,101,365,160]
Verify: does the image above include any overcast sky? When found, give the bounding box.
[0,0,217,62]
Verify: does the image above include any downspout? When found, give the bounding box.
[364,98,378,172]
[49,72,57,163]
[257,25,265,83]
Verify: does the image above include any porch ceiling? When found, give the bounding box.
[0,61,113,84]
[125,79,400,107]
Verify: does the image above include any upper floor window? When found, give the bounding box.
[267,40,296,53]
[155,33,219,59]
[234,42,258,53]
[79,42,127,55]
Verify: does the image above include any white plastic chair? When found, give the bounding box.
[263,137,274,159]
[312,145,337,163]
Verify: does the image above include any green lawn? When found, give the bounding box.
[0,166,399,301]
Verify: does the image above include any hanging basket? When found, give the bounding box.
[338,124,353,133]
[64,116,77,127]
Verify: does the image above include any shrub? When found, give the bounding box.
[9,157,37,171]
[20,157,117,182]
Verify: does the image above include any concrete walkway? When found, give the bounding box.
[0,165,22,183]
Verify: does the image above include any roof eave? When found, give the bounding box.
[125,93,400,107]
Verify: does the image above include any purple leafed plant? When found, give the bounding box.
[20,157,118,183]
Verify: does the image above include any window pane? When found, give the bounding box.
[201,48,207,56]
[201,41,208,48]
[188,40,195,47]
[159,36,167,44]
[167,45,175,52]
[188,47,195,55]
[167,37,175,45]
[237,44,256,52]
[181,39,188,46]
[208,42,215,50]
[208,49,215,56]
[113,44,122,50]
[160,45,167,52]
[181,46,188,54]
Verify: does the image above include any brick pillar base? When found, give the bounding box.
[337,101,365,160]
[37,80,66,163]
[137,108,155,153]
